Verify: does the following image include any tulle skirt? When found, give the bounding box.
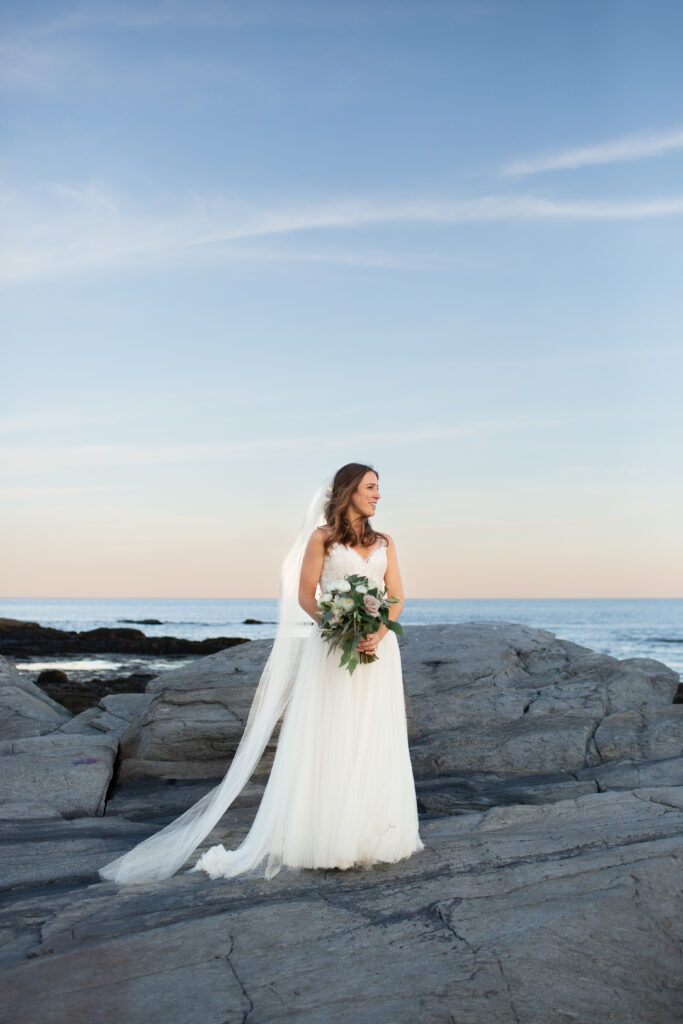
[193,628,425,880]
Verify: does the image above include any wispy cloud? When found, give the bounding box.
[501,125,683,177]
[4,182,683,284]
[0,415,571,473]
[27,0,499,35]
[557,465,646,476]
[0,484,116,497]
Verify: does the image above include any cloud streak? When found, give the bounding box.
[501,125,683,177]
[4,182,683,284]
[0,415,575,473]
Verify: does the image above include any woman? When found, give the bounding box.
[100,463,424,883]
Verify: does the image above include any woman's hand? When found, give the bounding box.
[356,626,388,656]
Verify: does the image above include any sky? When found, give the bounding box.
[1,0,682,599]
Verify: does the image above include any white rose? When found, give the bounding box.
[321,592,332,603]
[355,584,368,594]
[330,579,351,593]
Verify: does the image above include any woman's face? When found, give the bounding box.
[349,471,380,520]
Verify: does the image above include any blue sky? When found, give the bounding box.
[1,0,682,598]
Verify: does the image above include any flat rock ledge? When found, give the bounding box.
[0,623,681,1023]
[0,786,681,1023]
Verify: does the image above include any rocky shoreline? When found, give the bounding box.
[1,620,682,1022]
[0,616,249,658]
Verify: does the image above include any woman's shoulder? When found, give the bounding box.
[309,526,331,547]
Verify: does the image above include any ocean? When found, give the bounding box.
[1,596,681,680]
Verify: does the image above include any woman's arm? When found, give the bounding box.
[298,528,326,622]
[357,534,405,652]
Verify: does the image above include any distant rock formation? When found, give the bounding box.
[117,618,164,625]
[0,617,249,657]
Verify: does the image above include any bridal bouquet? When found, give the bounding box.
[317,573,402,675]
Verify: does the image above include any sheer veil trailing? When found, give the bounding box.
[99,475,332,884]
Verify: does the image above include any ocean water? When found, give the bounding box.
[1,596,681,680]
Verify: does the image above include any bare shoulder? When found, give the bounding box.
[309,527,328,547]
[381,532,396,551]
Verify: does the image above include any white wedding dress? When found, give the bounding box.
[100,521,424,885]
[192,538,424,880]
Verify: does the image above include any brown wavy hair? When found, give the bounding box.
[322,463,388,554]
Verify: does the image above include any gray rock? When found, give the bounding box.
[58,706,113,736]
[416,768,599,814]
[100,692,155,720]
[58,693,157,740]
[575,754,683,791]
[410,708,602,776]
[145,641,270,693]
[104,777,265,821]
[0,801,63,820]
[594,705,683,763]
[119,623,679,783]
[0,734,118,817]
[0,786,681,1023]
[0,816,156,891]
[117,754,240,781]
[0,655,72,740]
[414,755,683,815]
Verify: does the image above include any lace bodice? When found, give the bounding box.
[319,540,388,593]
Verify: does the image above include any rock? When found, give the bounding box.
[119,641,281,779]
[0,622,681,1023]
[117,618,164,625]
[416,768,599,814]
[0,656,72,740]
[100,693,155,720]
[0,801,63,820]
[145,639,274,694]
[57,693,157,741]
[575,754,683,791]
[594,706,683,763]
[119,623,679,783]
[409,708,603,776]
[36,669,156,715]
[119,685,277,779]
[415,754,683,815]
[104,777,266,821]
[0,816,156,891]
[0,786,681,1023]
[58,706,113,736]
[0,616,249,658]
[0,734,117,817]
[36,668,69,689]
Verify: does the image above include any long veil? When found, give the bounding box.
[99,475,331,884]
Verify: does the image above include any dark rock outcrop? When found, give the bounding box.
[0,617,249,658]
[37,669,155,715]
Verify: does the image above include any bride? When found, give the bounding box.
[100,463,424,883]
